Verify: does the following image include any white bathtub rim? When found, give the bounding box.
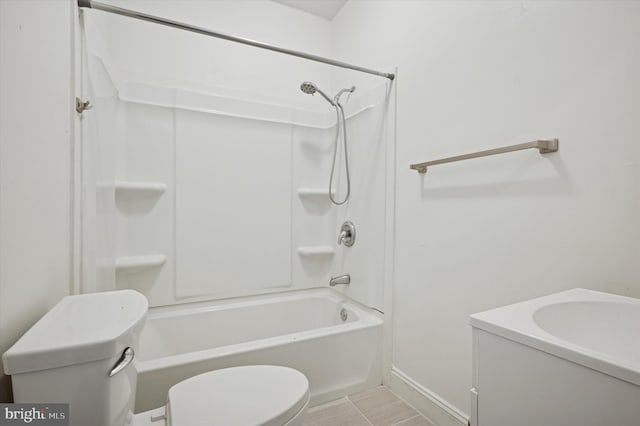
[137,288,382,373]
[137,319,380,373]
[146,287,378,318]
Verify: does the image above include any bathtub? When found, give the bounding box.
[134,288,383,412]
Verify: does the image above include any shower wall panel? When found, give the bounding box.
[114,102,175,301]
[174,111,292,298]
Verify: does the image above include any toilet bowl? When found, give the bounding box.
[134,366,309,426]
[2,290,309,426]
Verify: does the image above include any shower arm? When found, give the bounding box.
[77,0,395,81]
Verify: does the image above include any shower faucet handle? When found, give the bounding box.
[338,221,356,247]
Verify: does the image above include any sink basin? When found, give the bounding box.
[533,301,640,368]
[471,289,640,426]
[470,288,640,385]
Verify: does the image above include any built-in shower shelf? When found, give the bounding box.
[115,181,167,198]
[297,188,335,198]
[115,255,167,273]
[296,246,335,257]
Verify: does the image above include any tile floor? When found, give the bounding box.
[303,386,434,426]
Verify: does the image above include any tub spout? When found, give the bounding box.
[330,274,351,286]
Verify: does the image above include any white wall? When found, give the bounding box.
[0,0,74,401]
[333,0,640,420]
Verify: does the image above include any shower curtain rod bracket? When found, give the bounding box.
[75,97,92,114]
[77,0,395,81]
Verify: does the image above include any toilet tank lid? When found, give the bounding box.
[167,366,309,426]
[2,290,148,375]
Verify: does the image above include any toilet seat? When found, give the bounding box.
[166,365,309,426]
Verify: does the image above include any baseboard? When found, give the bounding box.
[388,366,468,426]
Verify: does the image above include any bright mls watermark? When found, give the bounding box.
[0,404,68,425]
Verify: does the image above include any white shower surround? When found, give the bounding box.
[82,50,390,310]
[134,288,383,412]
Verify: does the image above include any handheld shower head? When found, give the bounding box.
[299,80,356,206]
[299,81,335,105]
[300,81,317,95]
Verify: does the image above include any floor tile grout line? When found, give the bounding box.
[306,385,431,426]
[346,396,375,426]
[306,396,348,414]
[385,387,435,425]
[349,385,434,426]
[390,414,423,426]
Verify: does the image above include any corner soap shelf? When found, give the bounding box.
[296,188,335,258]
[115,255,167,273]
[296,246,335,257]
[115,181,167,198]
[297,188,335,198]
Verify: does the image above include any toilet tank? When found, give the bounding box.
[2,290,148,426]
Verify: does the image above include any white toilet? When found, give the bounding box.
[2,290,309,426]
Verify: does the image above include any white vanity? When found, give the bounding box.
[469,288,640,426]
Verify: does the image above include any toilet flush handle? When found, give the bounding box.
[109,347,135,377]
